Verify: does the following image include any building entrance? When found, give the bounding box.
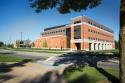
[89,43,92,51]
[75,43,81,50]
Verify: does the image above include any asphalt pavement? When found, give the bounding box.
[0,49,119,69]
[0,49,55,60]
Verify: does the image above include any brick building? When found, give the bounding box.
[35,16,115,51]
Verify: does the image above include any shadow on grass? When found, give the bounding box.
[0,59,32,82]
[0,74,15,82]
[0,52,13,54]
[96,68,119,83]
[20,52,119,83]
[0,59,31,73]
[68,74,96,83]
[53,51,119,83]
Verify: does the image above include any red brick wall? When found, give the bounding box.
[35,35,67,49]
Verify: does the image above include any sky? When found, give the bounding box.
[0,0,120,44]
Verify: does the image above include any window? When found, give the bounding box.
[91,30,93,32]
[88,21,90,24]
[95,31,97,34]
[74,21,81,24]
[74,25,81,39]
[88,29,90,32]
[91,37,93,40]
[88,37,90,40]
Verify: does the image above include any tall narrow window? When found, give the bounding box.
[74,25,81,39]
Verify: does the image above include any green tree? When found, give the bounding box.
[31,42,35,47]
[43,40,48,48]
[0,41,4,47]
[29,0,101,14]
[7,44,14,48]
[25,39,31,48]
[120,0,125,83]
[15,40,20,48]
[115,40,119,49]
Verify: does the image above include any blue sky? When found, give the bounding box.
[0,0,120,44]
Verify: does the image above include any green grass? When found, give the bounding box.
[104,68,119,79]
[0,54,32,62]
[64,66,119,83]
[91,49,119,53]
[3,48,66,54]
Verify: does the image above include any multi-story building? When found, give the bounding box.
[35,16,115,51]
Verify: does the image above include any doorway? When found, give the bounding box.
[89,43,92,51]
[75,43,81,50]
[94,43,96,50]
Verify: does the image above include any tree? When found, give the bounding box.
[25,39,31,48]
[15,40,20,48]
[7,44,14,48]
[120,0,125,83]
[29,0,101,14]
[115,40,119,49]
[31,42,35,47]
[43,40,48,48]
[0,41,4,47]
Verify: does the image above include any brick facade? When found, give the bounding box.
[35,16,115,51]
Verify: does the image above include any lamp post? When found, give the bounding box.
[21,32,22,41]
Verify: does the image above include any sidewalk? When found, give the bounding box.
[108,59,119,64]
[0,62,66,83]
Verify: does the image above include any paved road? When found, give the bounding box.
[42,55,119,69]
[0,49,119,69]
[0,49,58,61]
[97,61,119,69]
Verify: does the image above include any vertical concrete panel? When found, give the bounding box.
[103,43,105,50]
[91,43,94,51]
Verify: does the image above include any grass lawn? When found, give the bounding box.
[4,48,66,54]
[0,54,32,62]
[92,49,119,53]
[1,48,119,55]
[64,66,119,83]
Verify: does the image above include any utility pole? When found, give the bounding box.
[21,32,22,41]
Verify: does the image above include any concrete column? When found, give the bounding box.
[101,43,103,50]
[98,43,100,50]
[91,43,94,51]
[105,44,106,50]
[99,43,102,50]
[106,43,109,50]
[109,44,112,49]
[81,42,84,50]
[103,43,105,50]
[95,43,98,50]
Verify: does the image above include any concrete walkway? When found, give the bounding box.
[0,62,66,83]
